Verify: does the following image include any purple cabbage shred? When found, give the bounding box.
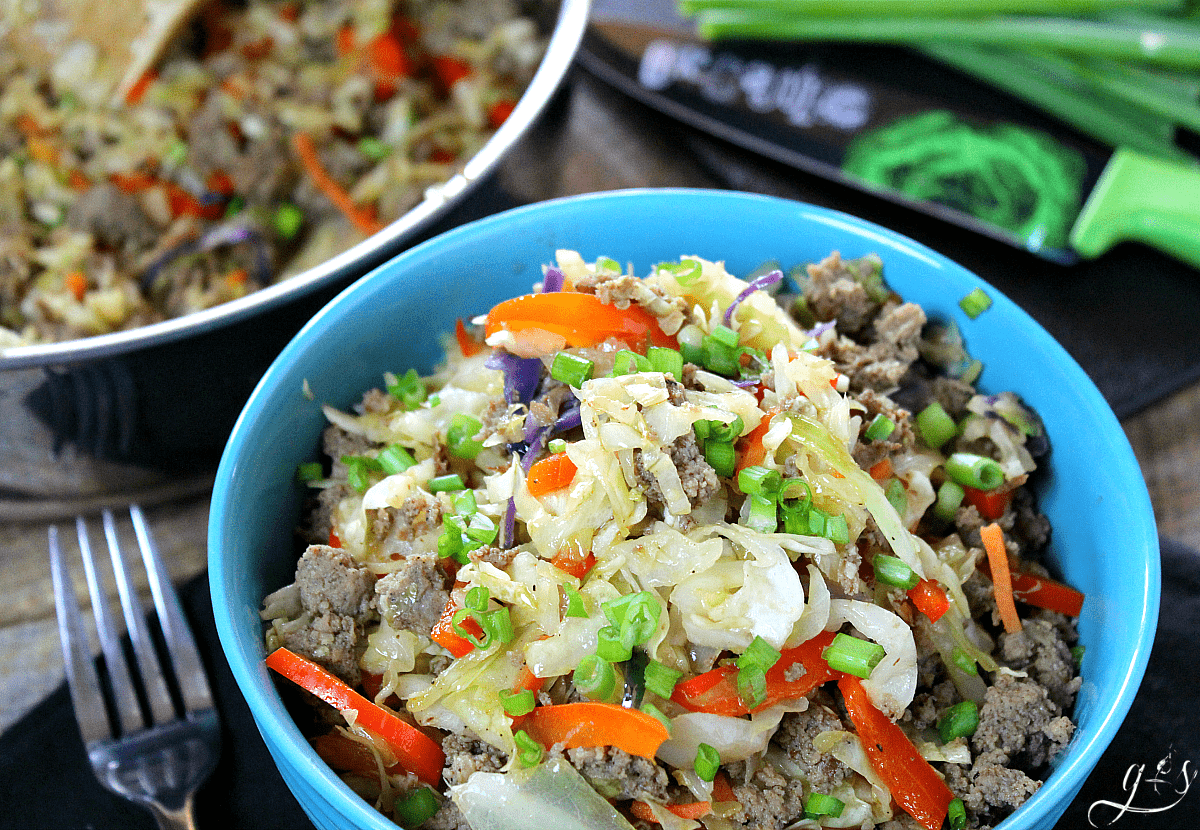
[723,269,783,326]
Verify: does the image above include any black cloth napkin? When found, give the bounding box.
[4,541,1197,829]
[0,573,315,830]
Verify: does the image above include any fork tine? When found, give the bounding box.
[102,508,177,726]
[49,525,111,745]
[130,504,215,714]
[75,515,145,736]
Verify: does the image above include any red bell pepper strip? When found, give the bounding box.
[907,579,950,623]
[430,598,483,658]
[838,674,954,830]
[671,630,838,717]
[549,544,595,579]
[265,647,444,786]
[312,731,407,776]
[962,485,1013,520]
[484,292,677,352]
[518,702,669,759]
[526,451,578,498]
[1008,569,1085,617]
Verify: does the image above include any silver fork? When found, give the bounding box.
[48,505,221,830]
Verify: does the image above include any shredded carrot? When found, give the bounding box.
[225,268,249,288]
[26,135,60,166]
[16,113,46,136]
[124,71,157,105]
[455,317,482,357]
[712,771,737,803]
[291,132,385,237]
[65,271,87,302]
[980,522,1022,633]
[630,800,712,823]
[526,451,578,498]
[67,170,92,191]
[869,457,893,480]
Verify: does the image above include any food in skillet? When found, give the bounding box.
[0,0,545,347]
[262,249,1084,830]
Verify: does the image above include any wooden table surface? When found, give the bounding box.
[3,67,1200,741]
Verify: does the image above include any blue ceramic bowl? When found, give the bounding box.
[210,189,1159,830]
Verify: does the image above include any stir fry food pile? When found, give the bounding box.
[0,0,545,347]
[262,249,1085,830]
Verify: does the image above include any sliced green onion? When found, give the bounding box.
[938,700,981,742]
[480,607,514,646]
[446,413,484,460]
[806,507,827,538]
[744,493,779,533]
[224,195,245,218]
[643,660,683,699]
[429,473,466,493]
[395,786,440,827]
[944,452,1004,491]
[804,792,846,820]
[342,455,380,493]
[378,444,417,475]
[934,480,966,522]
[358,135,391,161]
[1071,645,1086,666]
[437,529,464,562]
[464,513,498,545]
[738,465,782,497]
[647,346,684,380]
[387,368,427,409]
[163,138,188,168]
[706,415,745,443]
[677,324,705,365]
[739,636,782,672]
[273,202,304,239]
[612,349,651,376]
[499,688,537,717]
[948,797,967,830]
[864,413,896,441]
[873,554,920,589]
[736,664,767,710]
[452,608,490,648]
[562,583,587,618]
[703,337,742,376]
[885,477,907,517]
[595,625,633,663]
[959,287,993,319]
[641,701,672,734]
[427,394,441,408]
[824,512,849,544]
[710,324,739,348]
[454,490,478,516]
[551,352,595,388]
[703,440,736,478]
[575,654,617,700]
[465,586,490,613]
[916,401,957,449]
[822,632,885,679]
[514,730,543,768]
[596,256,622,274]
[694,743,720,782]
[951,647,979,676]
[548,438,567,454]
[658,259,702,285]
[295,461,324,483]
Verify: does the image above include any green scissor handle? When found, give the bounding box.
[1070,147,1200,269]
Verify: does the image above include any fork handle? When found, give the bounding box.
[149,797,198,830]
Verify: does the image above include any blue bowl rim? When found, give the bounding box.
[210,187,1160,830]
